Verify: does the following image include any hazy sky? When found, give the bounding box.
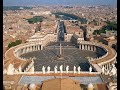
[3,0,117,6]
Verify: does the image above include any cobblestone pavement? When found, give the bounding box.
[20,42,99,71]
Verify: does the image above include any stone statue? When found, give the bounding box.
[89,66,92,73]
[47,66,50,74]
[77,66,81,74]
[60,65,63,73]
[66,65,69,73]
[54,66,58,73]
[42,66,46,74]
[73,66,76,73]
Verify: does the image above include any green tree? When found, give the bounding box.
[8,40,22,48]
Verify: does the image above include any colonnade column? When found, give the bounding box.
[30,46,32,52]
[35,46,37,51]
[28,47,30,52]
[41,45,43,50]
[21,49,23,54]
[34,46,36,51]
[85,45,87,50]
[23,48,25,54]
[33,46,35,51]
[37,45,39,50]
[88,45,90,50]
[108,64,110,70]
[82,44,84,50]
[26,47,29,53]
[79,45,81,50]
[94,46,96,52]
[106,64,108,70]
[91,46,93,51]
[38,45,40,50]
[104,64,107,70]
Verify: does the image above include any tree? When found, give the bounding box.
[8,40,22,48]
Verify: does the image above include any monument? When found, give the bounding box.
[42,66,46,74]
[73,66,76,74]
[60,65,63,73]
[89,66,92,73]
[66,65,69,73]
[54,66,58,73]
[47,66,50,74]
[77,66,81,74]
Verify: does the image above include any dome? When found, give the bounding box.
[88,83,93,88]
[28,83,36,90]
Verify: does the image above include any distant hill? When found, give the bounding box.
[3,6,33,11]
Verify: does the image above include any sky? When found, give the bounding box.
[3,0,117,6]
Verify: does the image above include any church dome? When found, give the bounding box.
[88,83,93,88]
[28,83,36,90]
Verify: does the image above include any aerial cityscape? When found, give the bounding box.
[3,0,117,90]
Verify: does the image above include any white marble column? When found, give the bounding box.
[84,45,86,50]
[90,46,91,51]
[21,49,23,54]
[86,45,88,50]
[79,45,81,50]
[82,45,84,50]
[27,47,29,52]
[26,47,28,53]
[16,52,18,57]
[104,65,106,70]
[34,46,36,51]
[37,45,39,50]
[107,64,109,70]
[33,46,35,51]
[88,45,90,51]
[36,45,38,51]
[30,46,32,51]
[91,46,93,51]
[23,48,25,54]
[25,48,27,53]
[94,46,96,51]
[28,47,30,52]
[105,65,107,70]
[85,45,87,50]
[41,45,43,50]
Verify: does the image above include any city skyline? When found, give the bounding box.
[4,0,117,6]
